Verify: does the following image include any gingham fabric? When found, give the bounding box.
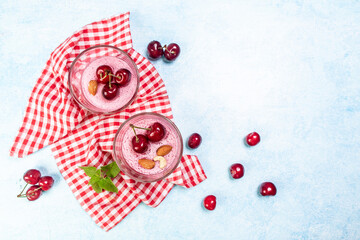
[10,12,206,231]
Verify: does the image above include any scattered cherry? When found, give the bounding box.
[147,122,165,142]
[26,185,42,201]
[96,65,113,84]
[102,84,118,100]
[259,182,277,196]
[246,132,260,146]
[147,40,164,60]
[132,135,149,153]
[163,43,180,62]
[230,163,244,179]
[203,195,216,211]
[114,69,131,86]
[188,133,202,149]
[39,176,54,191]
[23,169,41,185]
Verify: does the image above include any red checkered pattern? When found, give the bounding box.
[10,12,206,231]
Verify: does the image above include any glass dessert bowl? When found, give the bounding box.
[113,112,183,182]
[68,45,139,114]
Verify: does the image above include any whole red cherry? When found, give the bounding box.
[39,176,54,191]
[259,182,277,196]
[188,133,202,149]
[96,65,113,84]
[23,169,41,185]
[246,132,260,146]
[147,122,165,142]
[132,135,149,153]
[102,84,118,100]
[26,185,42,201]
[230,163,244,179]
[114,69,131,86]
[203,195,216,211]
[147,40,163,60]
[164,43,180,62]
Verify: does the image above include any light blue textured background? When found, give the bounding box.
[1,1,360,239]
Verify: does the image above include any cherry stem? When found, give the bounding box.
[108,75,112,88]
[17,182,29,197]
[130,124,151,131]
[130,125,139,143]
[109,73,122,80]
[17,187,42,198]
[100,73,108,81]
[163,45,175,54]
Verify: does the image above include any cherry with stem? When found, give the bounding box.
[130,124,150,153]
[163,43,180,62]
[109,69,131,86]
[17,186,42,198]
[17,169,41,197]
[96,65,112,84]
[102,74,118,100]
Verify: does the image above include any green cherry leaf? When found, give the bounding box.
[98,177,118,193]
[108,162,121,178]
[79,166,97,177]
[101,162,120,178]
[95,169,101,177]
[100,163,112,175]
[91,182,102,193]
[89,175,101,185]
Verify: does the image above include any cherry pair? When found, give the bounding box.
[17,169,54,201]
[96,66,131,100]
[131,122,166,153]
[147,41,180,62]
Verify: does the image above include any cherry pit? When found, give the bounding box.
[147,40,180,62]
[17,169,54,201]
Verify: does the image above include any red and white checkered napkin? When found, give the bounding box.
[10,12,206,231]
